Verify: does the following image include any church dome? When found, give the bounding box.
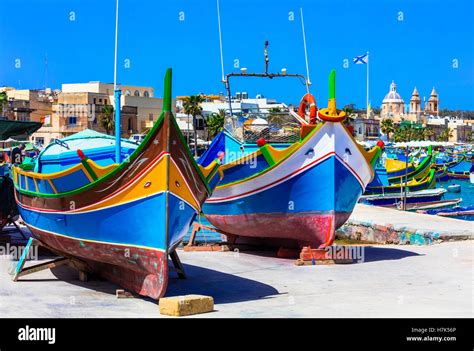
[383,81,404,103]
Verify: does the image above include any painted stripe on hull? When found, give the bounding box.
[18,192,196,251]
[204,156,363,215]
[206,211,351,248]
[204,156,362,248]
[28,227,168,299]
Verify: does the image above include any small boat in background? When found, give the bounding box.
[419,205,474,221]
[360,188,447,207]
[447,184,461,193]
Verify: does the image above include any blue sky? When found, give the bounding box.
[1,0,473,109]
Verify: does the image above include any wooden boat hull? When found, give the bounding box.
[13,69,214,299]
[203,122,373,248]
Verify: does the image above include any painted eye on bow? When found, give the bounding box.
[175,181,180,188]
[345,148,352,155]
[305,149,314,155]
[144,181,152,188]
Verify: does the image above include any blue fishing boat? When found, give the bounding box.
[12,69,223,299]
[199,69,380,248]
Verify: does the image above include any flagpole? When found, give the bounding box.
[366,51,369,118]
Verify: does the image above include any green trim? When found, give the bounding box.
[163,68,172,112]
[259,145,276,167]
[370,147,382,168]
[81,158,98,181]
[329,70,336,99]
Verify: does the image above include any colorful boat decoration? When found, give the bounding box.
[386,146,433,184]
[200,69,380,249]
[12,69,223,299]
[385,158,414,178]
[364,168,436,195]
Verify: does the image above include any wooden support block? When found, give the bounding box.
[116,289,138,299]
[78,271,88,282]
[295,258,354,266]
[159,295,214,316]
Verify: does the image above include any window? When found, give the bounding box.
[68,116,77,125]
[149,113,153,121]
[99,99,102,103]
[134,90,140,97]
[144,91,150,97]
[128,118,132,131]
[93,98,96,104]
[35,137,45,145]
[125,90,131,96]
[104,99,107,105]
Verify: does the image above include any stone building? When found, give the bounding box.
[381,81,404,118]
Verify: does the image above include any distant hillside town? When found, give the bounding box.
[0,79,472,146]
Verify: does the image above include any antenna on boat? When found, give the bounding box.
[114,0,122,164]
[264,41,269,74]
[300,8,311,94]
[216,0,226,84]
[216,0,234,117]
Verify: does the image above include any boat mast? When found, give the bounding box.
[299,8,311,94]
[114,0,122,163]
[216,0,234,117]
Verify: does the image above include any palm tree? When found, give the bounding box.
[206,109,225,139]
[99,105,115,135]
[182,95,204,156]
[423,127,435,141]
[380,119,395,141]
[438,127,453,142]
[0,91,8,117]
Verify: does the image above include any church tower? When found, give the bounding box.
[409,87,421,114]
[424,87,439,115]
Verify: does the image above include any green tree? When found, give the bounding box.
[423,127,435,141]
[0,91,8,116]
[380,119,395,141]
[183,95,204,156]
[438,127,453,142]
[99,105,115,135]
[206,109,225,139]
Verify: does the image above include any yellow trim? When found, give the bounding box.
[198,159,220,179]
[48,179,58,194]
[33,178,39,193]
[86,160,118,178]
[264,143,300,164]
[386,158,414,173]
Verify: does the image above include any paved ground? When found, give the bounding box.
[0,237,472,318]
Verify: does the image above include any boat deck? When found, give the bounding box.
[339,204,473,244]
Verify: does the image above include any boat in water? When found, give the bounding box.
[419,205,474,221]
[12,69,223,299]
[200,69,380,249]
[360,188,448,207]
